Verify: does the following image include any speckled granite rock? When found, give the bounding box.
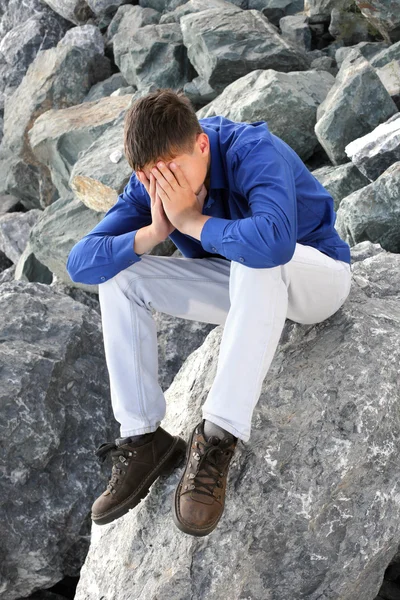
[0,280,119,600]
[345,113,400,182]
[335,161,400,253]
[74,246,400,600]
[315,53,398,165]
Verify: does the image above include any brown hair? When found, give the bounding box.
[123,87,203,172]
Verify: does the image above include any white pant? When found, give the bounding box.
[98,243,352,442]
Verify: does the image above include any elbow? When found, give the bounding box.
[66,243,82,283]
[275,239,296,265]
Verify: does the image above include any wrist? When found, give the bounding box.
[147,225,166,245]
[180,214,212,240]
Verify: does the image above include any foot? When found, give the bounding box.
[91,426,186,525]
[172,419,237,536]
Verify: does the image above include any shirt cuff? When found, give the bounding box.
[112,230,143,268]
[200,216,231,254]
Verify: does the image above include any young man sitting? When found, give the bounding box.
[66,88,352,537]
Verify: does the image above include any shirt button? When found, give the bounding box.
[212,246,217,252]
[100,276,105,281]
[239,256,245,262]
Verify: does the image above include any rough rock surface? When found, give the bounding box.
[180,6,310,95]
[0,280,119,600]
[28,196,104,293]
[73,246,400,600]
[315,54,398,164]
[28,94,132,202]
[355,0,400,43]
[345,113,400,182]
[197,68,334,161]
[0,208,42,264]
[335,161,400,253]
[311,162,370,210]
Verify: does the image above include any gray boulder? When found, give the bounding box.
[310,55,338,76]
[279,14,312,51]
[197,68,335,161]
[304,0,353,17]
[335,41,390,68]
[183,75,219,108]
[86,0,142,17]
[28,196,104,293]
[0,7,70,110]
[315,54,398,164]
[104,4,160,52]
[14,239,53,284]
[68,108,135,213]
[335,161,400,253]
[0,208,42,264]
[180,7,311,95]
[74,246,400,600]
[28,94,133,203]
[355,0,400,43]
[1,43,111,209]
[328,6,371,45]
[370,41,400,104]
[345,113,400,182]
[248,0,305,28]
[0,193,21,215]
[0,152,41,211]
[159,0,234,24]
[311,162,370,210]
[0,279,118,600]
[0,249,12,273]
[0,262,15,283]
[370,40,400,69]
[349,239,386,263]
[57,23,105,55]
[42,0,95,25]
[139,0,187,11]
[83,73,129,102]
[113,21,194,91]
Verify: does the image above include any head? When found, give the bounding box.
[123,88,211,196]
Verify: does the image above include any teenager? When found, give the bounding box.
[66,88,352,537]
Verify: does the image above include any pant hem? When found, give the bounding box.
[202,411,249,442]
[120,424,159,436]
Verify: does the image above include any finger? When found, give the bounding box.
[168,162,188,188]
[156,181,168,202]
[138,171,150,194]
[150,172,156,204]
[151,165,175,195]
[154,161,179,188]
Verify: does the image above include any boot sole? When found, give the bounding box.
[172,427,223,537]
[92,435,187,526]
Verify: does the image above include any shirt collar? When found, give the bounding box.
[202,125,228,191]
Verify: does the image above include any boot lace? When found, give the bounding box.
[94,442,133,493]
[186,438,235,498]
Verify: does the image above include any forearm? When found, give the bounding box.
[199,214,296,268]
[66,226,160,285]
[134,225,164,255]
[180,214,212,240]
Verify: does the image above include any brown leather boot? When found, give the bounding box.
[173,419,237,536]
[91,426,186,525]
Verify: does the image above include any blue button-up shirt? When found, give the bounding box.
[66,115,351,285]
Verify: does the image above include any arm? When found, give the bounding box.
[200,139,297,268]
[66,174,153,285]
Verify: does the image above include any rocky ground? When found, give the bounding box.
[0,0,400,599]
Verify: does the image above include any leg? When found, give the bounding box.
[98,256,232,438]
[202,243,352,443]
